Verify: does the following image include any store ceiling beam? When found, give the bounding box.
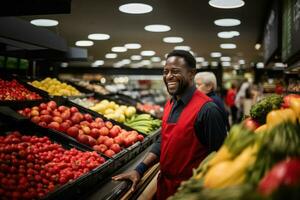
[1,0,71,16]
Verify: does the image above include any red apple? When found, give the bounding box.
[71,115,81,124]
[93,144,107,153]
[137,134,144,141]
[99,127,109,136]
[30,110,39,117]
[47,101,57,110]
[65,119,72,126]
[82,126,91,134]
[52,110,61,117]
[61,110,71,120]
[60,122,71,132]
[95,117,103,123]
[18,110,24,115]
[114,136,124,145]
[104,138,114,148]
[39,103,47,110]
[40,115,52,123]
[48,122,60,130]
[58,106,67,112]
[104,149,115,157]
[31,116,40,124]
[97,136,106,144]
[90,122,99,129]
[87,136,97,146]
[109,126,120,138]
[38,121,47,128]
[32,106,39,111]
[70,106,78,113]
[105,121,113,129]
[24,108,31,113]
[80,121,90,127]
[66,126,79,138]
[84,114,93,122]
[53,116,63,124]
[110,144,121,153]
[90,128,99,139]
[40,110,50,115]
[77,134,89,145]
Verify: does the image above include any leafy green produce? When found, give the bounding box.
[250,94,283,124]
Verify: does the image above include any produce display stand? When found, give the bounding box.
[0,118,114,200]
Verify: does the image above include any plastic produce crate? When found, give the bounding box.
[0,120,113,200]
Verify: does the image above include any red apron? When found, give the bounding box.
[156,90,211,200]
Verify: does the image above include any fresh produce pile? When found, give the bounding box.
[136,103,163,118]
[124,114,161,135]
[170,94,300,200]
[0,131,105,200]
[70,97,98,108]
[30,78,81,96]
[90,99,137,123]
[17,101,144,157]
[0,79,41,101]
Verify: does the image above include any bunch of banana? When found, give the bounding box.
[124,114,161,135]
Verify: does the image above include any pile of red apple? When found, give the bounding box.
[0,79,41,100]
[0,131,105,200]
[17,101,144,157]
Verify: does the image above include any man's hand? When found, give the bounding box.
[112,170,141,192]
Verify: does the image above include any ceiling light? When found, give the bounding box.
[151,57,161,62]
[88,33,110,40]
[174,46,191,51]
[91,60,104,67]
[60,62,68,68]
[255,43,261,50]
[112,46,127,52]
[211,61,219,67]
[163,37,184,43]
[217,31,240,38]
[239,59,245,64]
[144,24,171,32]
[105,53,117,59]
[124,43,141,49]
[222,62,231,67]
[256,62,264,68]
[30,19,58,27]
[131,55,142,61]
[75,40,94,47]
[202,61,209,67]
[141,50,155,56]
[274,62,286,67]
[122,59,131,65]
[210,52,222,57]
[141,60,151,65]
[209,0,245,9]
[196,57,205,62]
[214,18,241,27]
[119,3,153,14]
[220,56,231,61]
[220,43,237,49]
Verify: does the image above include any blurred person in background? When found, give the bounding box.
[225,83,238,124]
[113,50,227,200]
[235,80,250,121]
[195,72,230,130]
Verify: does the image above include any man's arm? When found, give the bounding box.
[194,102,227,152]
[112,137,161,191]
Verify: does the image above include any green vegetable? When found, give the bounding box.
[250,94,283,124]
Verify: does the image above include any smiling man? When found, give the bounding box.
[113,50,227,200]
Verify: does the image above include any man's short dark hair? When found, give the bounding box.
[167,50,196,69]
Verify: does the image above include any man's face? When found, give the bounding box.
[163,56,194,96]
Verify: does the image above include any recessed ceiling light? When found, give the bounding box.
[122,59,131,65]
[141,50,155,56]
[238,59,245,64]
[163,37,184,43]
[91,60,104,67]
[131,55,142,61]
[112,46,127,52]
[256,62,264,68]
[220,43,237,49]
[220,56,231,61]
[141,60,151,65]
[119,3,153,14]
[60,62,68,68]
[214,18,241,27]
[124,43,141,49]
[30,19,58,27]
[255,43,261,50]
[88,33,110,40]
[211,61,219,67]
[151,57,161,62]
[209,0,245,9]
[75,40,94,47]
[105,53,117,59]
[196,57,205,62]
[210,52,222,57]
[217,31,240,38]
[144,24,171,32]
[174,46,191,51]
[222,62,231,67]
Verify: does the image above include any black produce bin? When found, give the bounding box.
[0,119,114,200]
